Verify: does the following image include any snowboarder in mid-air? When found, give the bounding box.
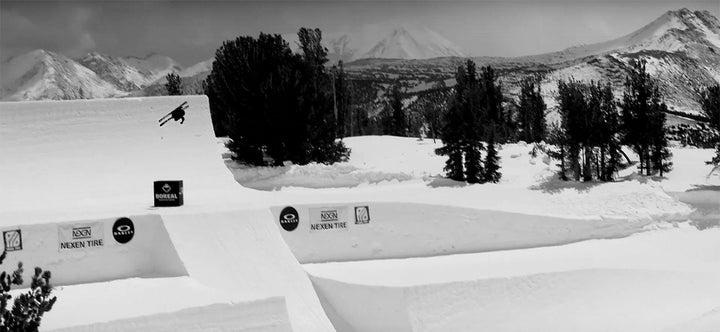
[159,101,188,127]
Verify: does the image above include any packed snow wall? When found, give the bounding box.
[50,299,294,332]
[0,95,266,225]
[0,214,186,287]
[271,202,649,263]
[0,96,334,331]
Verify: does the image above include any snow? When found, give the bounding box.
[1,95,718,331]
[361,27,465,60]
[179,58,213,77]
[0,50,125,101]
[123,54,182,83]
[49,296,292,332]
[305,225,720,332]
[0,96,332,331]
[283,25,464,61]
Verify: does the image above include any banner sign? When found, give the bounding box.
[58,222,104,251]
[354,206,371,224]
[3,229,22,252]
[309,206,349,232]
[154,180,184,207]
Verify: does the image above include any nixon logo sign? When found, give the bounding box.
[113,217,135,244]
[3,230,22,252]
[154,180,183,207]
[279,206,299,232]
[354,206,370,224]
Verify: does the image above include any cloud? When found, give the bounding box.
[0,4,97,59]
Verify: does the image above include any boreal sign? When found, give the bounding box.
[279,207,299,232]
[154,180,184,207]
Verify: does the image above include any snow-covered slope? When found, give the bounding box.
[79,52,160,91]
[123,53,183,82]
[518,8,720,64]
[0,50,125,101]
[360,26,465,60]
[284,25,465,62]
[501,9,720,116]
[180,58,213,77]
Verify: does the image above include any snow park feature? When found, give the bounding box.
[0,96,333,331]
[1,94,719,331]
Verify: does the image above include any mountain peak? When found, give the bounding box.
[360,26,465,60]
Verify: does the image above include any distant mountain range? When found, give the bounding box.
[1,8,718,120]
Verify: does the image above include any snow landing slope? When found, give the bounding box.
[0,96,333,332]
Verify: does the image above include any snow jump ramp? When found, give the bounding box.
[0,96,334,331]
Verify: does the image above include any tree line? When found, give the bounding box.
[196,27,719,183]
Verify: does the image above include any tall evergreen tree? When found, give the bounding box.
[621,59,672,176]
[552,79,626,182]
[518,76,546,143]
[204,29,348,166]
[388,83,407,136]
[700,84,720,165]
[165,73,183,96]
[332,61,352,138]
[436,65,469,181]
[462,60,484,183]
[482,124,502,183]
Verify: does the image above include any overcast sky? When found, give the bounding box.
[1,0,718,66]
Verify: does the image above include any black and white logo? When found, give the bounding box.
[113,217,135,244]
[354,206,370,224]
[162,183,172,193]
[72,226,92,239]
[279,206,299,231]
[3,230,22,252]
[320,209,339,222]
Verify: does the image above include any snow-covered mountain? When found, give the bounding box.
[528,9,720,115]
[520,8,720,65]
[0,50,192,101]
[180,58,213,78]
[360,27,465,60]
[123,53,183,82]
[284,25,465,62]
[79,52,158,91]
[0,50,125,101]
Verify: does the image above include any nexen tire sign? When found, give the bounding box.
[58,222,104,251]
[309,206,349,232]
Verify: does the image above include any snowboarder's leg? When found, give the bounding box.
[180,117,185,124]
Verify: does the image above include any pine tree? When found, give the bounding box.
[621,59,671,176]
[700,84,720,165]
[204,29,347,166]
[332,61,353,138]
[518,76,546,143]
[482,125,502,183]
[462,60,484,183]
[165,73,183,96]
[388,83,407,136]
[436,65,469,182]
[0,251,57,332]
[436,98,465,181]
